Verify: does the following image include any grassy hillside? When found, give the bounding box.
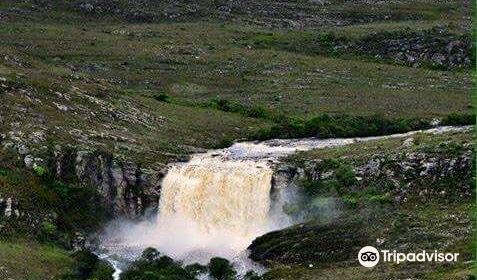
[0,240,73,280]
[0,0,473,165]
[0,19,473,164]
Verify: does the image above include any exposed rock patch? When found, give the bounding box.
[53,147,164,218]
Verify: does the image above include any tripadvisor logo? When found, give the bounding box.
[358,246,459,268]
[358,246,379,267]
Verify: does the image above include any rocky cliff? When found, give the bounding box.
[54,148,165,218]
[1,146,164,220]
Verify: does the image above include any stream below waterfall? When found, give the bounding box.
[96,126,471,279]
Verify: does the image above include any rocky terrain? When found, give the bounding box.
[2,0,471,30]
[250,130,474,279]
[0,0,474,279]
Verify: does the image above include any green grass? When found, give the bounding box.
[0,240,73,280]
[0,22,470,119]
[263,261,473,280]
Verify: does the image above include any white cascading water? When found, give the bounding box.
[154,156,275,263]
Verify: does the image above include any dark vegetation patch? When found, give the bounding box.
[248,220,371,265]
[441,113,476,126]
[242,27,474,70]
[296,137,474,210]
[253,113,475,140]
[120,247,246,280]
[205,98,280,122]
[208,257,237,280]
[61,250,114,280]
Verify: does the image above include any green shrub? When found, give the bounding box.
[368,194,393,204]
[208,257,236,280]
[33,165,47,176]
[334,165,357,190]
[342,195,358,209]
[62,250,113,280]
[245,106,269,119]
[302,179,337,197]
[207,98,280,122]
[120,249,195,280]
[301,161,357,198]
[74,250,100,279]
[153,93,170,103]
[253,33,278,48]
[141,247,160,262]
[38,175,110,235]
[209,98,233,112]
[252,113,437,141]
[41,221,57,234]
[0,167,7,176]
[244,271,261,280]
[185,263,207,277]
[441,113,475,126]
[214,137,234,149]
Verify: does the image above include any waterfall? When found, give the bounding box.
[98,153,280,270]
[154,155,275,263]
[98,126,472,275]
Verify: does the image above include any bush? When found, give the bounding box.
[141,247,160,262]
[441,113,475,126]
[62,250,113,280]
[153,93,170,103]
[120,249,195,280]
[334,165,357,190]
[38,221,58,242]
[245,106,269,119]
[302,179,337,197]
[208,257,236,280]
[185,263,207,277]
[33,165,47,176]
[252,113,436,141]
[244,271,261,280]
[207,98,276,121]
[368,194,393,204]
[209,98,233,112]
[301,162,356,197]
[342,195,358,209]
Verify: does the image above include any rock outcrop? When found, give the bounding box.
[350,28,474,70]
[271,143,474,204]
[54,148,164,218]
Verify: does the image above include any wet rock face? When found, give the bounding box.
[54,148,164,218]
